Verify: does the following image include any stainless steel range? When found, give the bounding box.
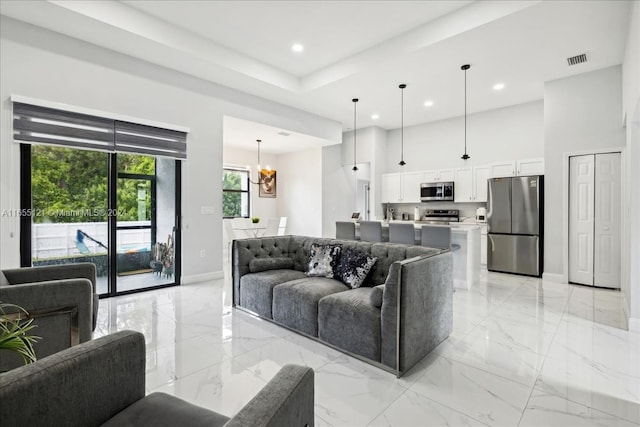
[416,209,459,224]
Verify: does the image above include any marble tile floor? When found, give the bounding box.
[95,270,639,426]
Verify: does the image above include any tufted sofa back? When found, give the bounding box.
[233,235,443,293]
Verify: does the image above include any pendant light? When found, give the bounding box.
[398,84,406,166]
[248,139,272,185]
[352,98,359,172]
[461,64,471,160]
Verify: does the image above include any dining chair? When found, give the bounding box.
[277,217,287,236]
[335,221,356,240]
[389,222,416,244]
[359,221,383,242]
[420,225,451,249]
[263,218,280,237]
[232,217,252,237]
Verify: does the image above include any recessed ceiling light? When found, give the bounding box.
[423,100,434,107]
[493,83,505,91]
[371,114,379,120]
[291,43,304,52]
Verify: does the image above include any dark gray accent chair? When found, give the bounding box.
[0,263,99,371]
[388,222,417,244]
[0,330,315,427]
[359,221,383,242]
[335,221,356,240]
[233,235,453,377]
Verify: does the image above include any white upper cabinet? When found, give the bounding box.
[490,158,544,177]
[454,165,489,202]
[381,171,422,203]
[423,168,454,182]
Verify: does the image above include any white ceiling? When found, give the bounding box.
[0,0,633,153]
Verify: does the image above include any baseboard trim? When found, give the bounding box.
[181,271,223,285]
[542,272,566,283]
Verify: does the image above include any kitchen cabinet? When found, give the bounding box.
[423,168,454,182]
[454,165,489,202]
[381,171,422,203]
[490,158,544,177]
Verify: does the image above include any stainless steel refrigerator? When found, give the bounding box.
[487,175,543,277]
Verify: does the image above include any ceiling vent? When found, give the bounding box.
[277,131,291,136]
[567,53,588,66]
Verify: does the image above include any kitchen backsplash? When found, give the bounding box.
[384,202,486,221]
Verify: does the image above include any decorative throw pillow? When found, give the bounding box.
[334,248,377,289]
[306,244,342,278]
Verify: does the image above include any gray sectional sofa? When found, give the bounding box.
[232,235,453,377]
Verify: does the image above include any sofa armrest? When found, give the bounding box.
[3,263,97,294]
[0,330,146,427]
[0,278,93,342]
[225,364,314,427]
[380,251,453,375]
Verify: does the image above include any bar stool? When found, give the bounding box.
[389,223,416,244]
[335,221,356,240]
[359,221,383,242]
[420,225,451,249]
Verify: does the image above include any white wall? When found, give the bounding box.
[0,18,341,281]
[543,66,626,279]
[277,147,323,237]
[322,144,357,238]
[622,1,640,329]
[384,101,544,173]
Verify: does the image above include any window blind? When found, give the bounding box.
[13,102,187,159]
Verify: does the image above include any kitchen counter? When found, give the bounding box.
[354,221,480,289]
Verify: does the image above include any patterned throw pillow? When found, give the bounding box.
[306,244,342,278]
[334,248,377,289]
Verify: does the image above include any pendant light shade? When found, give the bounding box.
[352,98,359,172]
[399,84,406,166]
[461,64,471,160]
[248,139,272,185]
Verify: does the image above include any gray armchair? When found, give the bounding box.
[0,330,315,427]
[0,263,98,371]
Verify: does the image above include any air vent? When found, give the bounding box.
[567,53,588,66]
[277,131,291,136]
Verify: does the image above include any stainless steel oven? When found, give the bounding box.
[420,182,454,202]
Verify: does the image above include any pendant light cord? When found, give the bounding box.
[352,98,358,172]
[461,64,471,160]
[399,84,406,166]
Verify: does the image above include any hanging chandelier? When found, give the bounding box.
[398,84,406,166]
[352,98,359,172]
[461,64,471,160]
[248,139,274,185]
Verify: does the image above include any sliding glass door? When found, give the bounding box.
[23,145,180,296]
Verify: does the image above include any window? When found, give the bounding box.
[223,167,250,218]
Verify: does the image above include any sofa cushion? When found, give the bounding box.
[306,243,341,278]
[334,248,377,288]
[102,392,230,427]
[249,257,294,273]
[318,288,383,361]
[272,277,349,337]
[240,269,307,318]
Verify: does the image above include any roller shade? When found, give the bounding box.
[115,121,187,159]
[13,102,114,152]
[13,102,187,159]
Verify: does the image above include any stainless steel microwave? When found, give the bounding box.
[420,182,454,202]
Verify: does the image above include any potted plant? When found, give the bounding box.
[0,303,40,368]
[251,217,260,224]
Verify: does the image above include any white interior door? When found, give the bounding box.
[569,155,595,286]
[594,153,621,288]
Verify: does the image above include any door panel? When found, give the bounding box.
[487,178,511,233]
[512,176,540,235]
[569,155,594,286]
[594,153,621,288]
[487,234,539,276]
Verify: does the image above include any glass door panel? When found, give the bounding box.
[30,145,110,294]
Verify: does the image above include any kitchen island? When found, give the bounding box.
[353,221,480,289]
